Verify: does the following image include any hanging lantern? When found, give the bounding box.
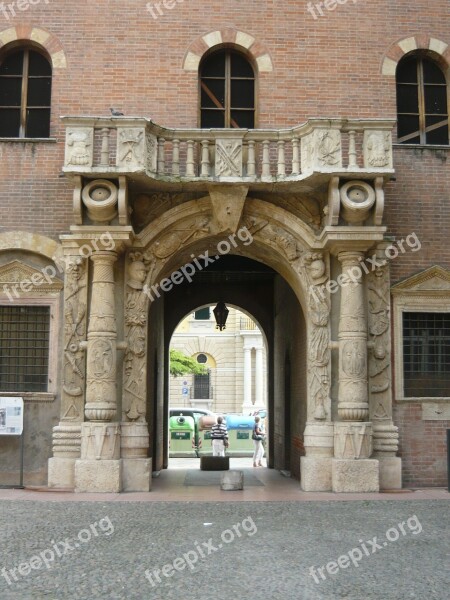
[213,301,229,331]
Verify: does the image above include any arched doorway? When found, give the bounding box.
[145,254,307,478]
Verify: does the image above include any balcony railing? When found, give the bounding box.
[62,117,395,187]
[240,317,258,331]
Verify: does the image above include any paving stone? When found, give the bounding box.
[0,499,448,599]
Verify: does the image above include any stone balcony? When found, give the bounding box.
[62,117,395,193]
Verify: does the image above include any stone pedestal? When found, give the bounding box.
[334,422,373,459]
[121,422,150,458]
[301,422,334,491]
[301,456,332,491]
[75,459,122,493]
[48,457,77,489]
[378,456,402,490]
[304,422,334,456]
[75,422,122,493]
[122,458,152,492]
[332,458,379,492]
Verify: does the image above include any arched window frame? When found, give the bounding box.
[199,47,257,129]
[396,52,449,145]
[0,45,53,139]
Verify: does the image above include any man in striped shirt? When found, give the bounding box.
[211,416,228,457]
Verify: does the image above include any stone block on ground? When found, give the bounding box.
[122,458,152,492]
[48,457,76,489]
[300,456,332,491]
[378,456,402,490]
[220,470,244,490]
[200,456,229,471]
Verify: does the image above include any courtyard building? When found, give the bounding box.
[0,0,448,493]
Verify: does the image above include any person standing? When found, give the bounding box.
[252,416,265,467]
[211,416,228,457]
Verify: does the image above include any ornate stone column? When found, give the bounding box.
[367,245,401,489]
[337,251,369,421]
[48,251,88,489]
[120,252,153,492]
[332,250,379,493]
[300,252,334,491]
[75,250,122,492]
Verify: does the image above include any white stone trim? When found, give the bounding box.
[235,32,255,50]
[398,37,417,54]
[183,51,201,71]
[429,38,448,56]
[202,31,222,48]
[381,57,397,76]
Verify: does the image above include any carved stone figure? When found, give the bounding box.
[364,131,392,168]
[368,262,394,424]
[304,252,331,421]
[122,254,154,422]
[66,129,92,166]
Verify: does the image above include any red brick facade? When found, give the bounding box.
[0,0,449,487]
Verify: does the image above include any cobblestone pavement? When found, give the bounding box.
[0,499,448,599]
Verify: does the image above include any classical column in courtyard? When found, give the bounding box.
[337,251,369,421]
[74,250,122,492]
[254,345,264,409]
[332,250,379,493]
[242,346,253,410]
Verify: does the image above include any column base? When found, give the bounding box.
[378,456,402,490]
[48,457,76,489]
[332,458,379,493]
[122,458,152,492]
[75,459,122,493]
[300,456,332,491]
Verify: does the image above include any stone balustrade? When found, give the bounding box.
[62,117,395,186]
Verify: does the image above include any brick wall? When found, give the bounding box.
[0,0,448,486]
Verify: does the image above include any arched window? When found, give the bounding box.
[0,48,52,138]
[396,55,449,145]
[200,50,255,128]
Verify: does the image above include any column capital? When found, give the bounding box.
[337,250,365,265]
[90,250,118,264]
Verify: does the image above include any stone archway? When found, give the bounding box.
[49,180,402,494]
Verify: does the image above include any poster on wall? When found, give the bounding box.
[0,397,24,436]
